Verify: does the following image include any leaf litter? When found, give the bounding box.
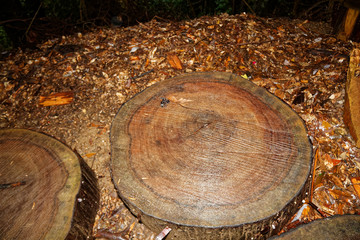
[0,12,359,239]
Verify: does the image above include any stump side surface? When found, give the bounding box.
[111,72,312,227]
[270,215,360,240]
[344,48,360,147]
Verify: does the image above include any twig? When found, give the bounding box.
[310,148,319,202]
[0,181,26,189]
[94,221,136,240]
[237,39,276,46]
[130,69,154,80]
[302,0,329,18]
[0,18,32,25]
[307,201,328,218]
[25,2,43,39]
[241,0,256,15]
[94,230,128,240]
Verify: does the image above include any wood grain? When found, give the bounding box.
[0,129,99,239]
[111,72,312,239]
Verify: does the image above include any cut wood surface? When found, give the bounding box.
[337,8,360,41]
[344,48,360,147]
[110,72,313,239]
[0,129,99,239]
[270,215,360,240]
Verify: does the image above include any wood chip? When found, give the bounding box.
[351,177,360,199]
[39,92,74,107]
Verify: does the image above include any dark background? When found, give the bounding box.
[0,0,358,50]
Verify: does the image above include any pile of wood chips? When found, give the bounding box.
[1,12,359,239]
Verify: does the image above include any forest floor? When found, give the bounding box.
[1,13,359,239]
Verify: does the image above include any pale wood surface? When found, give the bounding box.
[344,48,360,147]
[111,72,312,239]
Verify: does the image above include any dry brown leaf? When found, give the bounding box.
[167,54,183,70]
[39,92,74,107]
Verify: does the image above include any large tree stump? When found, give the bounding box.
[0,129,99,239]
[111,72,312,239]
[344,48,360,148]
[270,215,360,239]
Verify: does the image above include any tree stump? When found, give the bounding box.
[344,48,360,148]
[0,129,99,239]
[337,1,360,41]
[111,72,313,239]
[270,215,360,240]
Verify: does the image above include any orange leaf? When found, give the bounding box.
[321,120,332,130]
[277,25,285,32]
[322,153,336,170]
[351,177,360,199]
[66,65,73,71]
[84,153,96,158]
[130,56,140,61]
[224,56,230,68]
[39,92,74,106]
[145,58,150,68]
[167,54,183,70]
[331,158,342,167]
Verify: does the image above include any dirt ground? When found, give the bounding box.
[1,13,359,239]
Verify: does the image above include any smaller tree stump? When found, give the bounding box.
[270,215,360,240]
[0,129,99,240]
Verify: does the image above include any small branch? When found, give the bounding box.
[237,39,276,46]
[0,18,32,25]
[309,148,319,202]
[94,221,136,240]
[129,69,154,81]
[0,181,26,189]
[302,0,329,18]
[25,2,43,39]
[241,0,256,15]
[307,201,328,218]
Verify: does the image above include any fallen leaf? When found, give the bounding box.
[84,153,96,158]
[351,177,360,199]
[130,56,140,61]
[321,120,332,130]
[167,54,183,70]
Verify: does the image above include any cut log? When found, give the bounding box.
[337,8,360,41]
[269,215,360,240]
[344,48,360,148]
[110,72,313,239]
[0,129,99,239]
